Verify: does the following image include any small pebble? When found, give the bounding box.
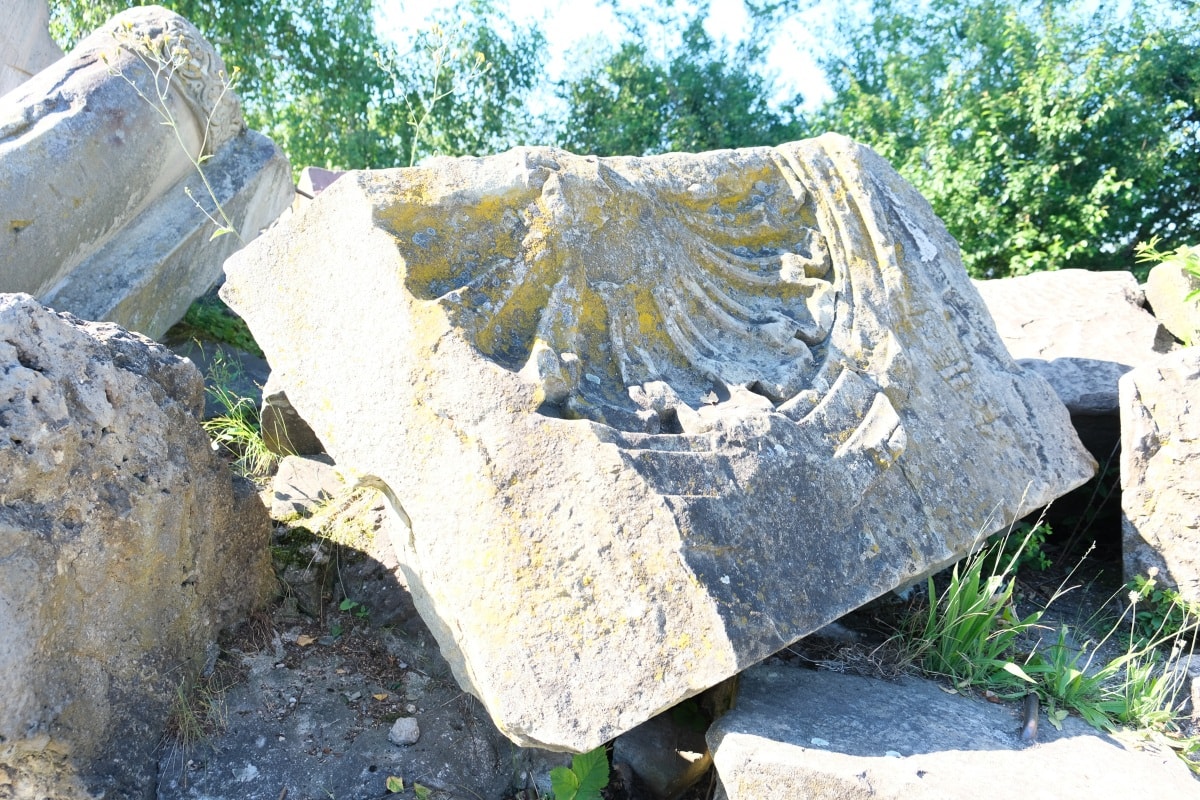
[388,717,420,746]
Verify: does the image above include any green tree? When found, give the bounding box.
[801,0,1200,277]
[48,0,546,171]
[557,6,803,156]
[399,0,546,165]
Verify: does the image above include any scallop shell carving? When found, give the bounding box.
[391,146,851,433]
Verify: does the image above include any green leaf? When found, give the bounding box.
[549,766,581,800]
[385,775,404,793]
[340,598,358,611]
[570,746,609,800]
[414,784,431,800]
[1047,708,1068,730]
[1002,662,1036,683]
[209,227,235,241]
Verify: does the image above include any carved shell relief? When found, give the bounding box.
[398,147,855,436]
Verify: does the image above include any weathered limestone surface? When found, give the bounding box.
[0,294,274,797]
[1121,347,1200,601]
[0,0,63,97]
[974,269,1177,416]
[0,5,292,339]
[707,665,1199,799]
[1145,260,1200,346]
[223,135,1095,752]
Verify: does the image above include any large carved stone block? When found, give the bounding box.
[0,6,292,339]
[222,136,1095,751]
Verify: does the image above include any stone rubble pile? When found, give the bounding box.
[0,6,1195,792]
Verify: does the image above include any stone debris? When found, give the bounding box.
[388,717,421,746]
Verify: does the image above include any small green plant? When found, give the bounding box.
[998,572,1199,735]
[1127,570,1200,646]
[203,382,277,480]
[403,21,491,167]
[1008,626,1122,730]
[166,671,227,750]
[987,520,1052,574]
[550,745,609,800]
[171,295,263,357]
[902,534,1044,695]
[340,598,370,620]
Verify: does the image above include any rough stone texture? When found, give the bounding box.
[0,293,274,797]
[0,0,63,98]
[613,708,711,799]
[708,664,1199,799]
[0,6,292,339]
[261,371,326,456]
[223,136,1095,752]
[974,269,1177,415]
[270,453,341,519]
[1120,347,1200,601]
[1145,260,1200,346]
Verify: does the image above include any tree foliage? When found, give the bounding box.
[805,0,1200,277]
[48,0,545,171]
[556,6,803,156]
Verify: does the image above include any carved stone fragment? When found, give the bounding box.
[0,5,292,338]
[223,135,1095,751]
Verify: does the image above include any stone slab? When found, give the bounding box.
[975,269,1177,415]
[223,136,1095,752]
[1121,346,1200,601]
[708,664,1199,799]
[0,6,292,339]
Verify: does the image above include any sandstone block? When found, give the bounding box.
[0,293,274,796]
[707,664,1199,799]
[1121,346,1200,601]
[975,269,1177,416]
[1145,260,1200,346]
[0,6,292,339]
[223,136,1094,751]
